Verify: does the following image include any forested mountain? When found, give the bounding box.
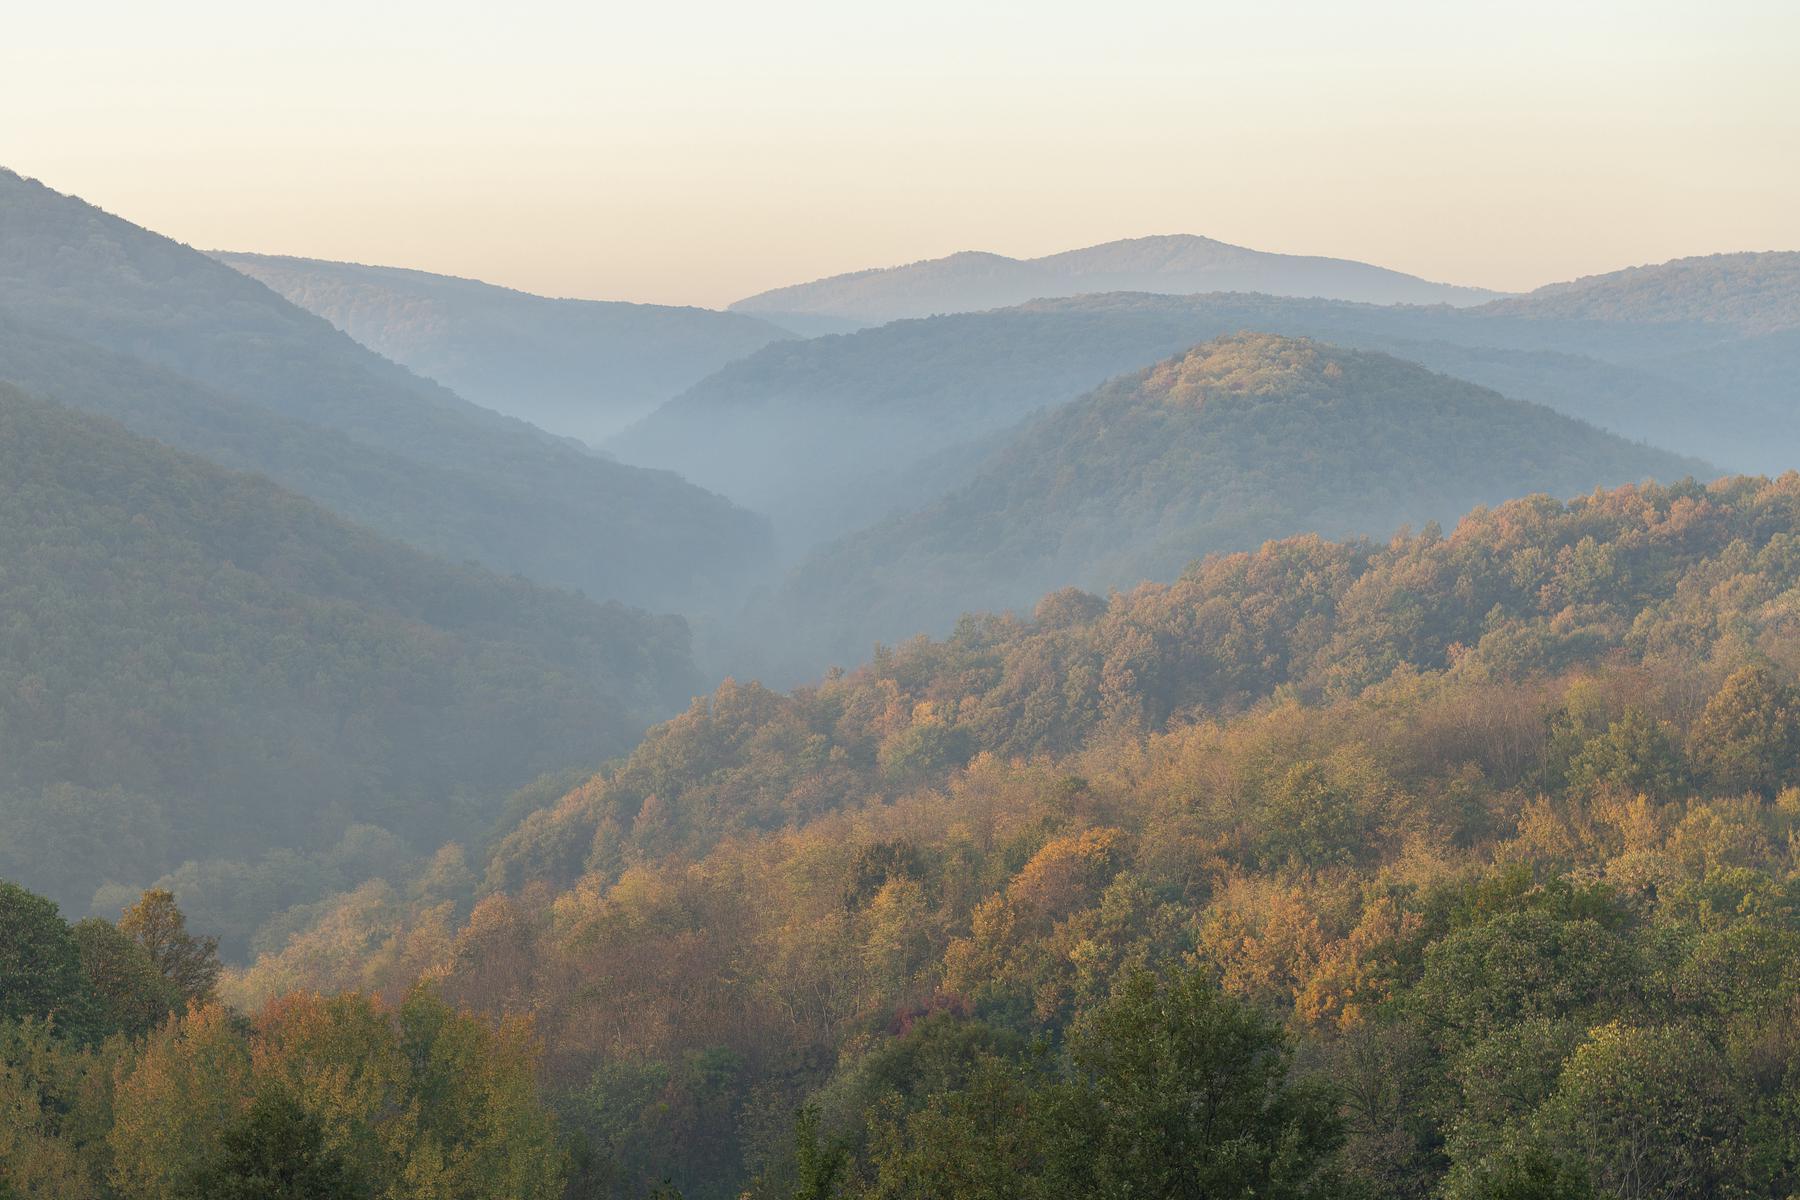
[0,381,698,950]
[764,335,1704,670]
[208,475,1800,1199]
[0,169,772,611]
[614,281,1800,549]
[730,233,1502,327]
[216,253,791,443]
[1480,251,1800,333]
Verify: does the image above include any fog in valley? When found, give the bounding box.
[3,3,1799,1198]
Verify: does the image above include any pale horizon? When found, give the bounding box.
[7,0,1798,308]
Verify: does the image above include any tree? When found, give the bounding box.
[71,917,179,1037]
[789,1105,848,1200]
[1690,665,1800,795]
[118,889,221,1005]
[1258,762,1359,867]
[109,1002,256,1200]
[176,1091,365,1200]
[1565,708,1685,798]
[1058,965,1343,1199]
[0,879,94,1039]
[1446,1143,1596,1200]
[858,1053,1062,1200]
[1536,1022,1745,1200]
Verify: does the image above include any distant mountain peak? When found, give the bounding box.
[730,236,1504,326]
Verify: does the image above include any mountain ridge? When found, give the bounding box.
[0,167,773,610]
[215,251,792,442]
[730,233,1505,326]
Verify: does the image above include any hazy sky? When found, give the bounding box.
[6,0,1797,307]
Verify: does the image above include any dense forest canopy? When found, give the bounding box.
[0,879,567,1199]
[0,380,697,954]
[0,168,772,612]
[729,233,1502,327]
[750,334,1702,676]
[217,253,791,443]
[176,474,1800,1199]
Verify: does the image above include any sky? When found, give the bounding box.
[5,0,1797,308]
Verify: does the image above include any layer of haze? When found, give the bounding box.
[6,0,1797,307]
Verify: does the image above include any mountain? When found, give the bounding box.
[765,334,1706,669]
[1479,251,1800,334]
[0,168,772,611]
[0,380,700,946]
[729,233,1504,327]
[224,474,1800,1200]
[214,253,791,443]
[614,279,1800,553]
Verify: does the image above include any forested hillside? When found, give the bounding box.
[206,475,1800,1199]
[0,170,772,611]
[613,281,1800,550]
[765,334,1703,671]
[0,381,697,952]
[730,233,1501,327]
[1481,251,1800,333]
[217,253,791,443]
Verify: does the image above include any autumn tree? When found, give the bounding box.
[118,888,222,1005]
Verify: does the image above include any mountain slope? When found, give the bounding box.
[0,168,771,610]
[730,233,1502,326]
[233,474,1800,1200]
[1478,251,1800,334]
[767,334,1706,668]
[615,279,1800,553]
[0,380,698,936]
[215,253,791,442]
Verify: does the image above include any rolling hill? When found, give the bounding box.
[0,380,700,942]
[614,277,1800,553]
[763,334,1707,670]
[1478,251,1800,334]
[729,233,1503,327]
[0,168,772,611]
[215,253,791,443]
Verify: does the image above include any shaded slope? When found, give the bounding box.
[0,381,699,924]
[216,253,791,442]
[0,169,771,610]
[766,335,1706,669]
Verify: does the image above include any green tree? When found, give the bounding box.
[1259,762,1359,867]
[789,1105,848,1200]
[1566,708,1686,798]
[1058,965,1343,1199]
[71,917,179,1037]
[1690,665,1800,795]
[176,1091,365,1200]
[0,880,94,1039]
[1536,1022,1745,1200]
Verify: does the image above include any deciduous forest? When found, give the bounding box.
[3,25,1799,1194]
